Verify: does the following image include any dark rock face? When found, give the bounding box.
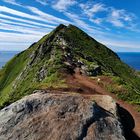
[0,92,125,140]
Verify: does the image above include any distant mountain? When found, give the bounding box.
[0,24,140,109]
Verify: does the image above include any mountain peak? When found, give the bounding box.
[54,24,67,32]
[53,24,86,36]
[0,24,140,112]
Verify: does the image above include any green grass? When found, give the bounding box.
[63,25,140,107]
[0,30,66,108]
[0,24,140,110]
[102,76,140,107]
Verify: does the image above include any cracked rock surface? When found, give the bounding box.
[0,92,125,140]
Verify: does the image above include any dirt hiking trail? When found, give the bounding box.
[73,73,140,139]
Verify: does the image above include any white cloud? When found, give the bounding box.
[0,32,43,51]
[0,5,72,51]
[90,18,103,24]
[65,12,92,30]
[80,3,106,24]
[0,42,30,51]
[64,11,140,51]
[53,0,77,11]
[0,22,50,35]
[108,19,124,27]
[36,0,47,5]
[80,3,106,18]
[0,32,42,43]
[27,6,70,25]
[79,2,136,28]
[0,18,45,29]
[110,9,134,22]
[107,8,135,27]
[102,39,138,48]
[64,12,106,36]
[0,13,55,28]
[0,6,58,25]
[93,35,140,52]
[2,0,22,6]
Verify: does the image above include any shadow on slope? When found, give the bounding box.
[117,104,140,140]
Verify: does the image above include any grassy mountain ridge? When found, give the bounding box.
[0,24,140,109]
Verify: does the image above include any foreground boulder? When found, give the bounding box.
[0,91,125,140]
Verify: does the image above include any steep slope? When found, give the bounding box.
[0,24,140,109]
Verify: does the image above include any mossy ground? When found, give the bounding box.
[96,75,140,111]
[0,30,67,108]
[0,24,140,110]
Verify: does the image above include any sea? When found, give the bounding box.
[0,51,140,71]
[0,51,19,69]
[117,52,140,71]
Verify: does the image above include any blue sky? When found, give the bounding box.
[0,0,140,52]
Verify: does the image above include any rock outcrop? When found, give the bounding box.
[0,91,125,140]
